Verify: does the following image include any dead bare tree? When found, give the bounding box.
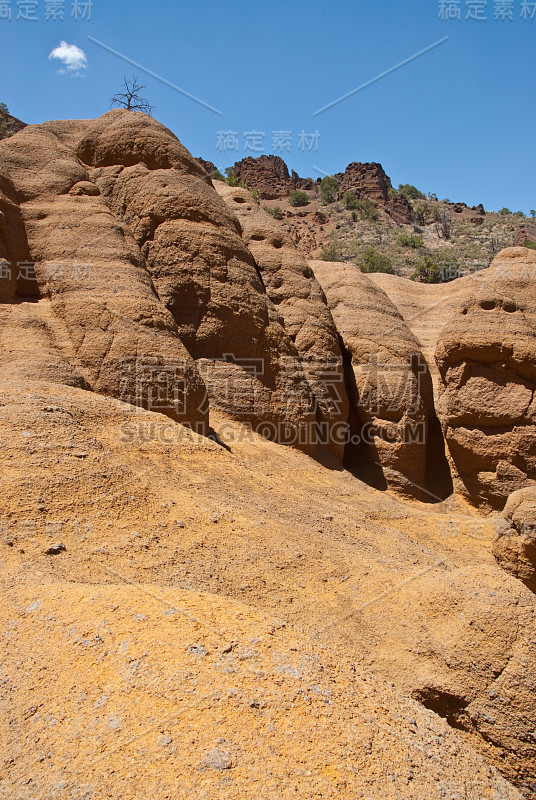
[110,76,155,115]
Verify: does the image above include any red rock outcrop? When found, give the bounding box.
[0,108,26,140]
[195,156,217,175]
[337,161,414,224]
[232,155,313,200]
[337,162,391,205]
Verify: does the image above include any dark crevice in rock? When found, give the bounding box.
[411,686,469,730]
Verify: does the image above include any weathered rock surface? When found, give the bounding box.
[336,161,414,224]
[4,110,531,502]
[368,252,536,511]
[310,259,449,497]
[0,111,325,449]
[494,486,536,592]
[0,381,533,798]
[1,113,536,797]
[436,247,536,509]
[0,107,26,140]
[195,156,218,175]
[232,154,313,200]
[0,115,209,430]
[215,183,349,458]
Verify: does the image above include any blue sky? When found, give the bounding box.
[2,0,535,212]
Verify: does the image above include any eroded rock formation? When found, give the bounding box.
[310,259,447,497]
[232,154,314,199]
[1,114,535,505]
[436,248,536,510]
[336,161,414,224]
[0,111,330,449]
[1,113,536,798]
[494,486,536,592]
[214,183,349,459]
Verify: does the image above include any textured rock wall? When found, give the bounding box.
[215,183,349,459]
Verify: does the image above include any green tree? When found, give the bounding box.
[289,190,310,207]
[530,209,536,218]
[224,166,242,187]
[320,176,338,204]
[210,169,225,182]
[0,102,13,139]
[358,247,395,274]
[398,183,426,200]
[499,207,511,216]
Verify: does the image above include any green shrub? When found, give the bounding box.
[358,247,395,274]
[398,233,423,249]
[289,190,310,207]
[411,255,442,283]
[398,183,426,200]
[0,102,8,114]
[343,191,360,210]
[210,169,225,182]
[321,243,340,261]
[530,210,535,218]
[499,207,511,216]
[264,205,284,220]
[514,210,526,218]
[523,239,536,250]
[251,188,260,202]
[387,187,398,198]
[353,198,379,221]
[224,166,244,187]
[320,176,338,204]
[351,210,358,222]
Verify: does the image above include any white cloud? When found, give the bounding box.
[49,41,88,75]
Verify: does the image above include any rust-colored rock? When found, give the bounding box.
[195,156,218,175]
[337,161,391,205]
[0,107,26,140]
[232,155,313,200]
[337,162,414,224]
